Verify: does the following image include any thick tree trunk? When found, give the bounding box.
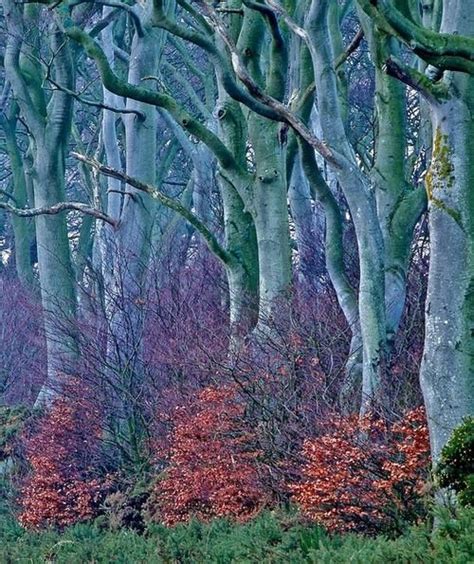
[360,18,427,347]
[3,1,77,404]
[251,119,292,325]
[421,97,474,461]
[220,175,260,337]
[214,93,260,337]
[33,145,77,404]
[417,0,474,462]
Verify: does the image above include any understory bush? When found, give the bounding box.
[15,387,431,534]
[291,407,431,534]
[150,386,268,525]
[18,392,107,529]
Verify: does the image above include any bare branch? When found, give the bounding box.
[72,152,233,265]
[195,1,340,167]
[357,0,474,75]
[70,0,145,37]
[46,76,145,119]
[0,200,117,226]
[0,188,18,204]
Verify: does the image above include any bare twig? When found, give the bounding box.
[46,76,144,119]
[335,28,364,69]
[0,188,17,204]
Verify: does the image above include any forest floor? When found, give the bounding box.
[1,505,473,563]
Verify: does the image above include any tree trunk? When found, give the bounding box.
[0,113,35,286]
[289,153,322,288]
[250,117,292,326]
[307,0,387,412]
[3,1,77,404]
[219,175,260,337]
[421,95,474,461]
[33,144,77,404]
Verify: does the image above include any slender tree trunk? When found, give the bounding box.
[104,13,160,463]
[289,154,322,288]
[0,114,35,286]
[307,0,387,411]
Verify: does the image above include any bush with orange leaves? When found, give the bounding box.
[152,386,267,526]
[19,395,105,530]
[290,407,430,534]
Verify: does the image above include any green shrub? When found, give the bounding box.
[1,504,473,563]
[436,417,474,507]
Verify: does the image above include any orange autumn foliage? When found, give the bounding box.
[154,386,267,525]
[19,397,104,529]
[290,407,430,534]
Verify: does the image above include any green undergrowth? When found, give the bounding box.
[1,505,473,564]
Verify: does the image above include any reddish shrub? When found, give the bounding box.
[18,394,105,529]
[152,386,267,525]
[290,407,430,534]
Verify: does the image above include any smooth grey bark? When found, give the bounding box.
[285,20,361,390]
[93,8,124,321]
[419,1,474,461]
[237,6,292,327]
[3,1,77,404]
[289,154,322,287]
[249,116,292,325]
[98,4,161,352]
[113,19,158,323]
[214,94,260,336]
[358,13,427,348]
[307,0,387,411]
[220,174,260,336]
[360,0,474,460]
[101,5,161,462]
[192,133,216,225]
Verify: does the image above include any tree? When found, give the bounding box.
[358,0,474,460]
[3,0,77,404]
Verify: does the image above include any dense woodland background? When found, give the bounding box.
[0,0,473,555]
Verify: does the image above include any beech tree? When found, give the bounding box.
[3,0,78,404]
[357,0,474,460]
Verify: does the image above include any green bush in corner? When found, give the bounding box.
[436,417,474,507]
